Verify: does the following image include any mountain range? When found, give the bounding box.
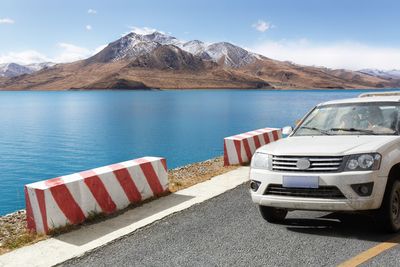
[0,62,55,78]
[358,69,400,80]
[0,31,399,90]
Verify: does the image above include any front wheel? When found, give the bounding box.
[259,206,288,223]
[378,179,400,232]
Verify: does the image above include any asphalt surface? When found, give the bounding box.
[61,184,400,267]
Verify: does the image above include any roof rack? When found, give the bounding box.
[358,91,400,98]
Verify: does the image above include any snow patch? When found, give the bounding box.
[358,68,400,79]
[0,62,55,77]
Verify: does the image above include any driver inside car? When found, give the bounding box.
[365,106,384,128]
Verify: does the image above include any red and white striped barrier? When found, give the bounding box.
[24,156,168,234]
[224,128,282,166]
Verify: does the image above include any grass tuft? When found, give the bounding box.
[2,230,46,251]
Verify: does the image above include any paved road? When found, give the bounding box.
[61,184,400,267]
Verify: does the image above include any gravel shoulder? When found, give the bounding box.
[0,156,238,255]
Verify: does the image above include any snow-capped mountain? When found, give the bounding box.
[26,62,55,72]
[178,40,259,67]
[0,63,34,77]
[358,69,400,80]
[89,31,259,67]
[180,40,211,60]
[181,40,207,55]
[201,42,258,67]
[144,31,181,46]
[88,32,162,63]
[0,62,55,77]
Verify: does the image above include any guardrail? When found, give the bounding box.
[224,128,282,166]
[24,156,168,234]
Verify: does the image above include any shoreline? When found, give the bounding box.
[0,87,399,92]
[0,156,239,254]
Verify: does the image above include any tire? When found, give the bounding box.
[259,205,288,223]
[377,179,400,232]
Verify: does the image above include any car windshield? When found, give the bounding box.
[293,102,400,136]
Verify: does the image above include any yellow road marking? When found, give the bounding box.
[337,235,400,267]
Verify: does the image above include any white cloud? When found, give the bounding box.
[86,25,92,31]
[0,18,14,24]
[0,42,106,65]
[87,9,97,14]
[250,39,400,70]
[53,43,92,63]
[93,44,107,54]
[252,20,271,32]
[0,50,49,64]
[130,26,163,35]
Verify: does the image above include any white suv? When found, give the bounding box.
[250,92,400,232]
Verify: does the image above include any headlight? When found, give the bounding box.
[345,153,381,171]
[251,153,272,170]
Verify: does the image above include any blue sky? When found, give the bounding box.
[1,0,400,69]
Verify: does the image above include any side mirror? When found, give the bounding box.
[282,126,293,135]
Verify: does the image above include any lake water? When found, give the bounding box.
[0,89,397,215]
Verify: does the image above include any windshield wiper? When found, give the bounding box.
[299,126,331,135]
[328,127,378,135]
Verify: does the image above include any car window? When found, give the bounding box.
[294,102,400,136]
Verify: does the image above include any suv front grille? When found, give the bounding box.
[264,184,346,199]
[272,155,344,172]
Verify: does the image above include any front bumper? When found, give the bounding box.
[250,168,388,211]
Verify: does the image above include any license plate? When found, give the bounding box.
[282,176,319,188]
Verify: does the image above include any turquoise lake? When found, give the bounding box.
[0,89,397,215]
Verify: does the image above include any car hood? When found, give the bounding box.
[257,135,400,156]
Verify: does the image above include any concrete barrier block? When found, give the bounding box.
[25,156,168,234]
[224,128,282,166]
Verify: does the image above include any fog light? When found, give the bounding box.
[351,182,374,197]
[250,180,261,192]
[360,186,369,195]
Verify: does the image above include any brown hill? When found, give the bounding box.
[240,58,393,89]
[0,58,271,90]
